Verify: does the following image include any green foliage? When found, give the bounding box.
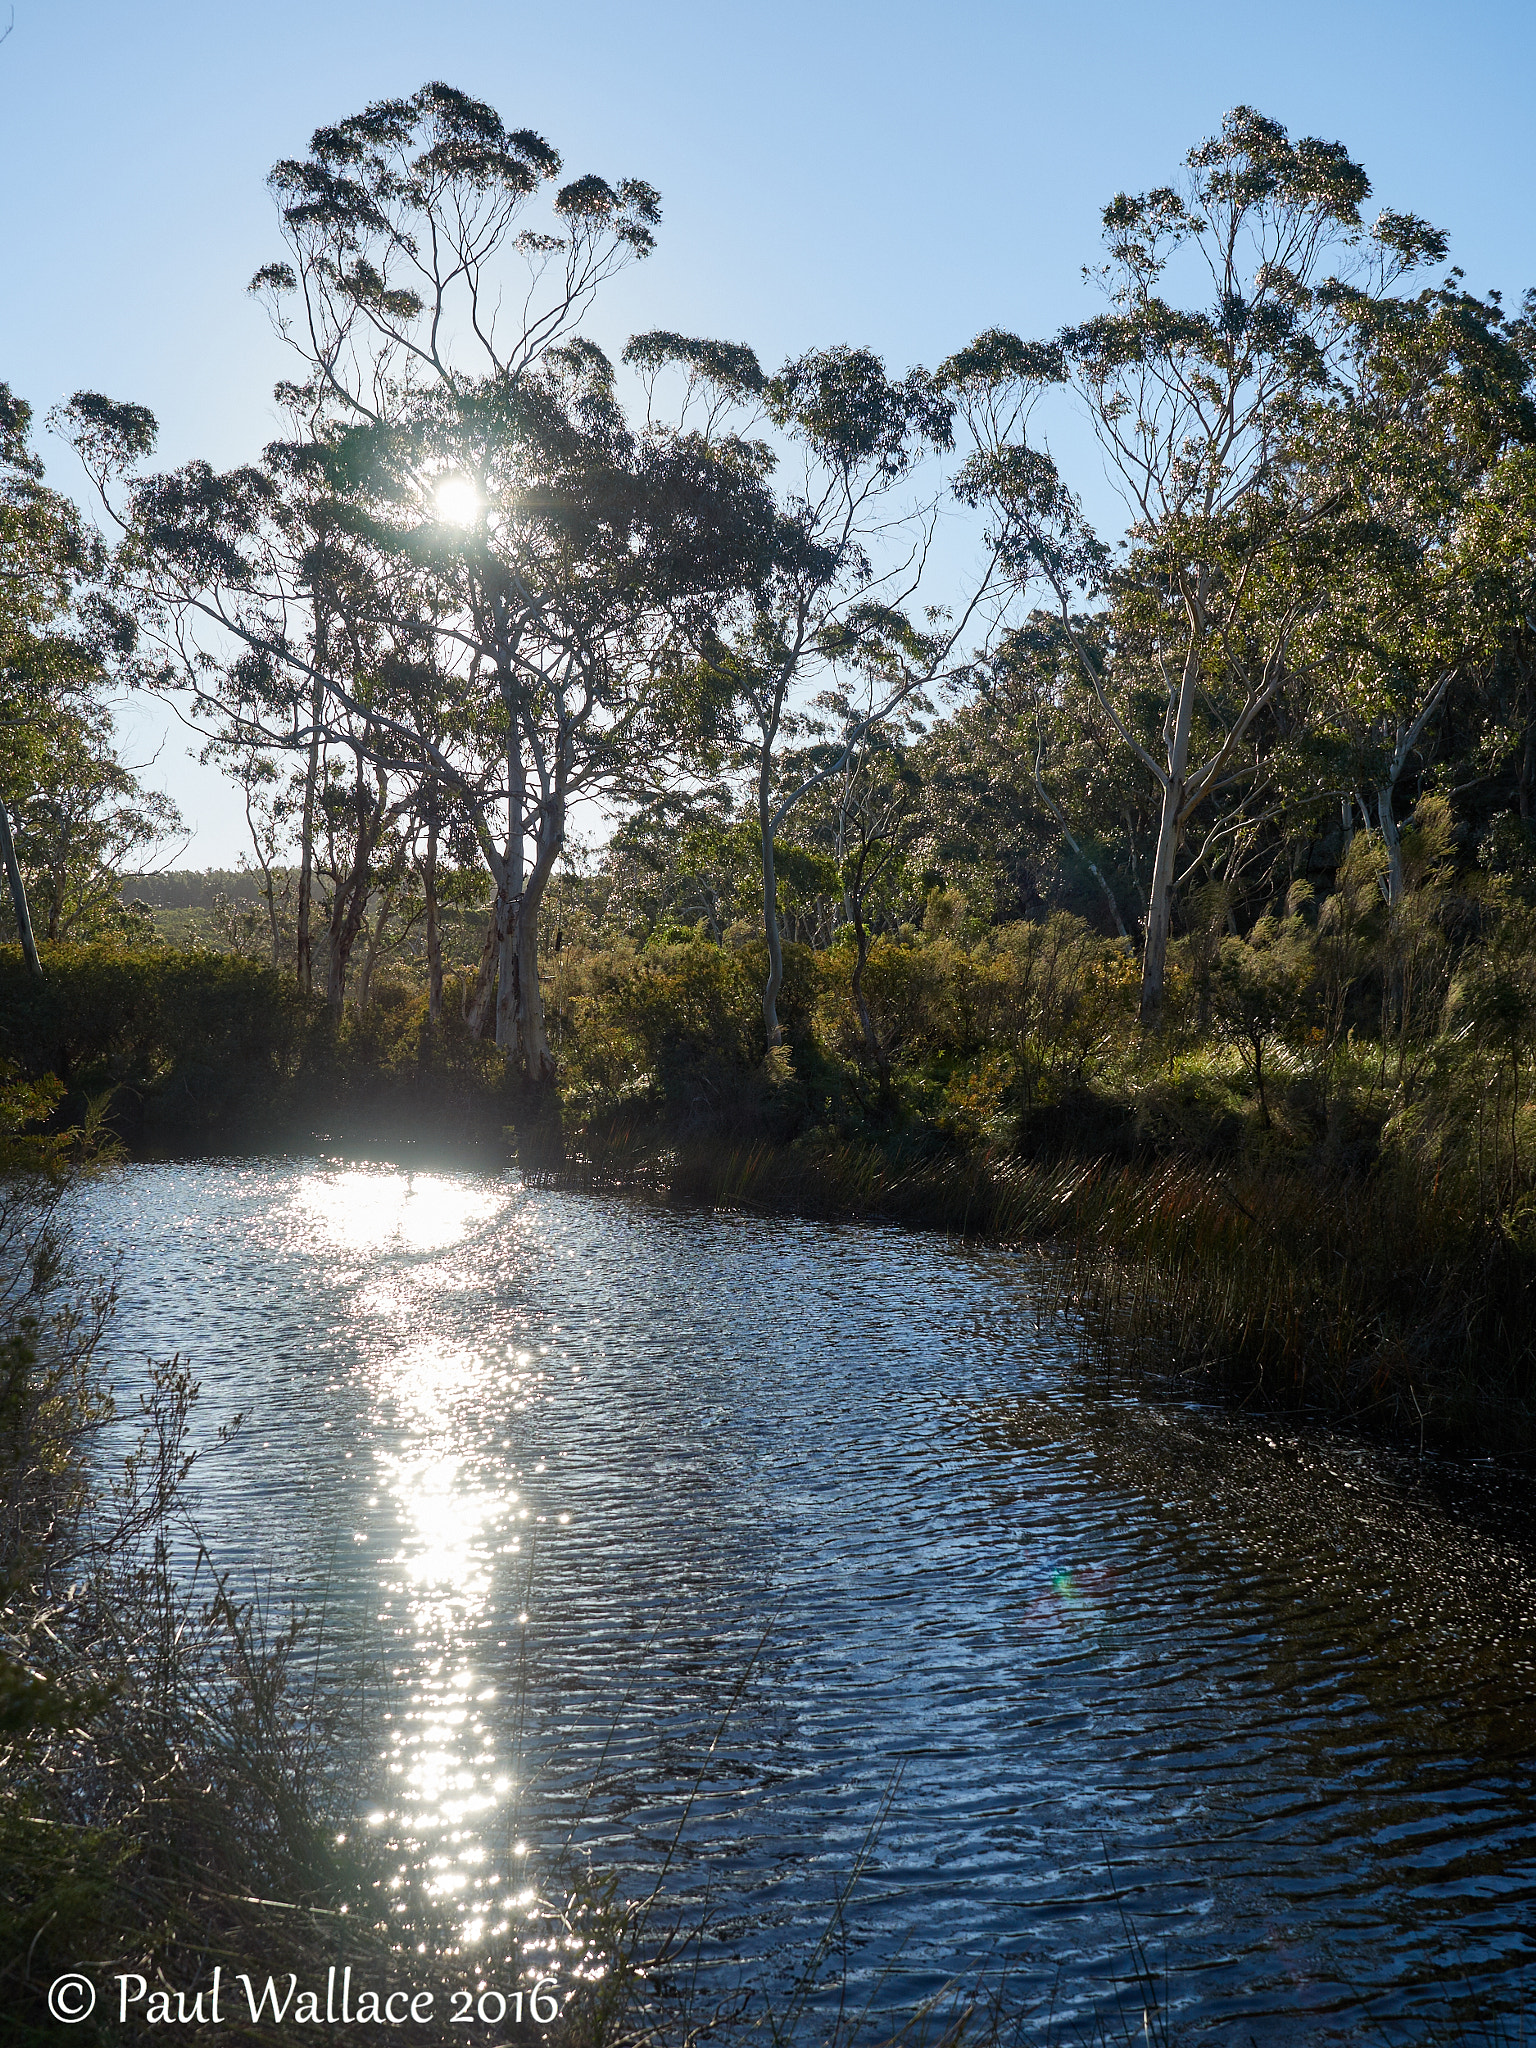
[814,914,1137,1098]
[119,867,280,909]
[0,387,178,962]
[1206,888,1321,1124]
[562,937,820,1136]
[14,93,1536,1453]
[0,946,522,1159]
[0,945,307,1137]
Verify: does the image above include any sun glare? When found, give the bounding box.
[434,475,481,528]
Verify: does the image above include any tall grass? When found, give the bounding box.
[1,1365,399,2045]
[0,1085,401,2042]
[1056,1151,1536,1448]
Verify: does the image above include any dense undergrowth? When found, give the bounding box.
[550,817,1536,1451]
[0,942,518,1159]
[5,808,1536,1454]
[0,1077,399,2043]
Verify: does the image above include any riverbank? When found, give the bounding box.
[3,933,1534,1458]
[541,1125,1536,1460]
[0,1095,397,2044]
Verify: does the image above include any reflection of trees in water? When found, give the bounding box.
[967,1379,1536,2022]
[972,1385,1536,1741]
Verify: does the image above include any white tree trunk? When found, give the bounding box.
[1376,785,1405,904]
[1140,774,1184,1027]
[759,771,783,1047]
[1139,632,1202,1027]
[494,742,525,1056]
[0,799,41,982]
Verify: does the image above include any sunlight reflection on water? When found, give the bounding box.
[294,1166,503,1255]
[236,1167,540,1954]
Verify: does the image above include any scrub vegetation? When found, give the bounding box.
[0,1079,398,2043]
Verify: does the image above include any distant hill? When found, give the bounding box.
[119,869,290,909]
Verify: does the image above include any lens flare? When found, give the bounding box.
[434,475,481,527]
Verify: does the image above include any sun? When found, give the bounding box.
[433,475,482,528]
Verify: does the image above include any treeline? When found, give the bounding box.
[119,867,286,908]
[2,89,1536,1435]
[4,93,1535,1098]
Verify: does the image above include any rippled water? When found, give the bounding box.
[76,1158,1536,2040]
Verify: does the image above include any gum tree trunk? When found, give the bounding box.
[1376,785,1405,904]
[759,756,783,1047]
[1139,774,1185,1027]
[494,742,525,1058]
[510,837,561,1088]
[463,895,504,1037]
[848,893,890,1099]
[1139,622,1205,1028]
[297,664,324,995]
[424,810,443,1028]
[0,799,41,983]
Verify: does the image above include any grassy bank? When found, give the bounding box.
[627,1129,1536,1454]
[541,894,1536,1456]
[0,1090,392,2043]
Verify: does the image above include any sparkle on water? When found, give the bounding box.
[301,1171,534,1948]
[79,1158,1536,2041]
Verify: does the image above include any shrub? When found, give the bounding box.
[0,947,521,1157]
[564,938,819,1131]
[0,944,308,1142]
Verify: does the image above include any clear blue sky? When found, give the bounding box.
[3,0,1534,866]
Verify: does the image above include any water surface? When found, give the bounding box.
[79,1159,1536,2040]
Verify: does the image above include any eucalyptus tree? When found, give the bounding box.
[902,606,1160,936]
[14,701,180,941]
[944,106,1450,1023]
[1452,446,1536,835]
[594,787,747,941]
[828,730,925,1082]
[1291,283,1536,899]
[0,386,173,973]
[65,85,773,1099]
[627,336,999,1044]
[0,384,98,973]
[980,614,1137,936]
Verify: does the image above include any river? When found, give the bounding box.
[75,1157,1536,2041]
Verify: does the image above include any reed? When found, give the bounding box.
[1057,1152,1536,1449]
[0,1090,402,2042]
[1,1358,399,2043]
